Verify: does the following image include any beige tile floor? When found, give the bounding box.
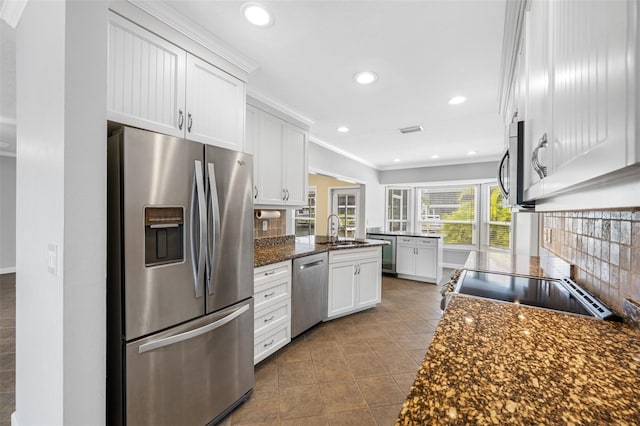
[221,274,447,426]
[0,272,449,426]
[0,273,15,426]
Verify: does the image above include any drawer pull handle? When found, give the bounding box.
[263,315,275,323]
[264,270,276,276]
[264,291,276,298]
[263,339,275,348]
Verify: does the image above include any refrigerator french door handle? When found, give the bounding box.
[190,160,206,298]
[138,303,250,354]
[206,162,221,296]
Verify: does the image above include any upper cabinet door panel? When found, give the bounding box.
[545,0,630,195]
[283,125,308,206]
[108,13,186,138]
[186,54,245,151]
[257,113,286,205]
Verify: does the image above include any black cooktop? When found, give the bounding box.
[454,270,613,318]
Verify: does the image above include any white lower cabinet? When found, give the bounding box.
[327,247,381,320]
[253,261,291,364]
[396,237,442,283]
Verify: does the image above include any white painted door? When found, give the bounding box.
[107,12,186,138]
[283,124,308,206]
[327,262,357,318]
[331,188,360,239]
[544,0,630,196]
[256,112,285,205]
[395,243,415,275]
[356,257,381,308]
[415,246,436,279]
[185,54,245,151]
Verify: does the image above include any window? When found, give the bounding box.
[418,186,478,246]
[294,186,316,236]
[332,188,359,238]
[487,185,511,249]
[386,188,410,232]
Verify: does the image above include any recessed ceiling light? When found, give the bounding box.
[448,96,467,105]
[353,71,378,85]
[393,158,400,162]
[337,126,350,133]
[467,151,477,155]
[241,2,274,27]
[431,154,440,159]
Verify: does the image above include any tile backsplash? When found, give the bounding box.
[253,209,287,239]
[542,209,640,315]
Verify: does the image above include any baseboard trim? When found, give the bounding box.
[0,267,16,274]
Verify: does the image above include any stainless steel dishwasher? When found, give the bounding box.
[292,252,328,338]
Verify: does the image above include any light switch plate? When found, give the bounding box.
[47,243,58,275]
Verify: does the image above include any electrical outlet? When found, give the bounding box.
[262,220,268,231]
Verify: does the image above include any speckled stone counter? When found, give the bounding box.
[464,250,573,279]
[254,237,387,268]
[397,294,640,425]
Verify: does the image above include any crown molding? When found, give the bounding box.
[377,155,500,171]
[0,0,27,29]
[127,0,259,74]
[309,136,380,170]
[247,88,314,128]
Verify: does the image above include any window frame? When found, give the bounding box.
[385,187,413,233]
[484,183,512,251]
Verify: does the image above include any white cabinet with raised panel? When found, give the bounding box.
[108,12,245,151]
[326,247,381,320]
[396,237,442,283]
[247,103,309,206]
[512,0,639,208]
[253,261,291,364]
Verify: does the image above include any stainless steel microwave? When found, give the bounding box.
[497,120,535,210]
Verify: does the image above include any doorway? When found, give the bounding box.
[330,187,361,239]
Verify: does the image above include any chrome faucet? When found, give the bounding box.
[326,214,343,242]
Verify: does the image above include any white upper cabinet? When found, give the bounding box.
[107,12,186,138]
[185,55,245,151]
[508,0,639,209]
[249,103,309,207]
[107,12,246,152]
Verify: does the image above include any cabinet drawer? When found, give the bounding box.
[254,323,290,364]
[397,237,416,245]
[254,300,290,336]
[254,261,291,288]
[254,280,289,311]
[416,238,437,246]
[329,247,380,264]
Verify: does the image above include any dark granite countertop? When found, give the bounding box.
[397,294,640,425]
[254,236,387,268]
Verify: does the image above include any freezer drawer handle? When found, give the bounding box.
[138,303,250,354]
[299,259,324,270]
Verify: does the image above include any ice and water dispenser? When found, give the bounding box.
[144,207,184,266]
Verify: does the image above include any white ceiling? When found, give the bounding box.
[159,0,507,170]
[0,1,507,167]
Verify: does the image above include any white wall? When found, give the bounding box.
[379,161,499,184]
[308,142,385,231]
[0,155,16,272]
[15,1,106,425]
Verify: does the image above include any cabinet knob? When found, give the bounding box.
[532,133,548,179]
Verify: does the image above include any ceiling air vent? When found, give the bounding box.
[399,125,423,134]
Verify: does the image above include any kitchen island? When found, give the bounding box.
[397,252,640,424]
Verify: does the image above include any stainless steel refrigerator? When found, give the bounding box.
[107,126,254,425]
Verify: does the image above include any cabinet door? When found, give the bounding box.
[283,124,308,206]
[327,262,357,318]
[415,246,436,279]
[186,54,245,151]
[246,105,259,201]
[396,244,415,275]
[357,257,381,308]
[108,12,186,138]
[256,113,286,205]
[523,0,551,200]
[544,0,630,195]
